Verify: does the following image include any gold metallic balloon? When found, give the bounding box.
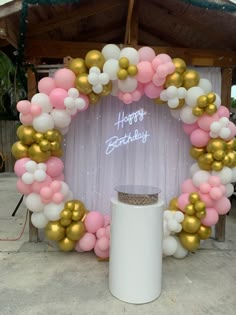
[153,97,167,105]
[127,65,138,76]
[192,106,204,117]
[189,193,200,204]
[182,70,200,89]
[119,57,129,69]
[164,72,183,88]
[73,200,86,217]
[17,125,35,145]
[117,69,128,80]
[207,139,226,153]
[172,58,186,74]
[89,92,100,105]
[76,73,92,95]
[195,210,206,219]
[51,148,63,158]
[226,138,236,151]
[44,130,57,142]
[58,237,75,251]
[28,143,51,163]
[207,92,216,103]
[11,141,28,160]
[194,201,205,212]
[71,210,83,221]
[175,98,185,109]
[184,204,195,215]
[168,197,179,210]
[212,161,223,171]
[68,58,87,75]
[224,151,236,167]
[199,153,214,164]
[205,104,217,115]
[197,95,208,108]
[213,149,225,161]
[85,50,105,70]
[45,221,65,241]
[33,132,44,144]
[190,146,205,159]
[182,215,201,234]
[60,209,72,220]
[65,201,75,211]
[66,221,86,241]
[39,139,51,152]
[60,219,72,227]
[179,231,200,251]
[198,160,212,171]
[197,225,212,240]
[100,81,112,96]
[50,141,60,151]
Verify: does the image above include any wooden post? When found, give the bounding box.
[215,67,233,242]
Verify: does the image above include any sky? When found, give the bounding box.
[231,85,236,99]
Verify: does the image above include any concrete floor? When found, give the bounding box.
[0,173,236,315]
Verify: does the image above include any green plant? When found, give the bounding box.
[231,97,236,109]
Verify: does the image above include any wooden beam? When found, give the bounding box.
[25,39,236,67]
[27,0,125,38]
[130,0,139,46]
[0,19,18,48]
[0,0,22,19]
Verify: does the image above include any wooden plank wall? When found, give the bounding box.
[0,120,18,172]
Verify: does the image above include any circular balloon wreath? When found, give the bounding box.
[11,44,236,259]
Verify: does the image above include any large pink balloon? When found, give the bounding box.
[197,113,219,131]
[177,193,189,211]
[38,77,56,95]
[190,129,210,147]
[181,179,198,193]
[54,68,76,91]
[16,178,32,195]
[46,157,64,178]
[49,88,67,109]
[138,47,156,62]
[217,106,230,118]
[201,208,219,226]
[199,192,214,208]
[17,100,31,114]
[84,211,105,234]
[94,242,109,259]
[78,232,96,251]
[31,175,52,193]
[214,196,231,215]
[96,236,109,251]
[14,158,31,177]
[144,82,162,99]
[136,61,154,84]
[182,122,198,135]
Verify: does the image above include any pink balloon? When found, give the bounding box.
[84,211,105,233]
[16,178,32,195]
[182,122,198,135]
[151,54,171,70]
[217,106,230,118]
[138,47,156,62]
[208,176,221,187]
[144,82,162,99]
[49,88,67,109]
[165,61,175,74]
[17,100,31,114]
[136,61,154,84]
[50,180,61,192]
[31,175,52,193]
[220,185,226,195]
[30,105,42,117]
[199,183,211,194]
[181,179,198,193]
[96,227,106,239]
[96,236,109,251]
[157,64,169,78]
[214,196,231,215]
[94,242,109,259]
[131,89,143,101]
[224,121,236,141]
[197,113,219,131]
[20,113,33,125]
[52,192,64,204]
[190,129,210,147]
[40,186,53,199]
[78,232,96,251]
[104,214,111,227]
[53,174,65,181]
[209,187,223,200]
[38,77,56,95]
[152,74,165,87]
[46,157,64,178]
[105,225,110,238]
[122,93,133,104]
[54,68,76,91]
[14,158,31,177]
[199,192,214,208]
[177,193,189,211]
[201,208,219,226]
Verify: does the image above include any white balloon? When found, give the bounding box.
[120,47,139,64]
[37,163,47,171]
[166,86,178,98]
[177,87,187,99]
[65,190,73,202]
[167,219,178,231]
[212,167,233,185]
[180,106,198,124]
[210,121,221,133]
[68,88,79,99]
[163,221,170,237]
[173,237,188,259]
[88,73,99,85]
[163,236,178,256]
[118,77,138,93]
[58,126,69,135]
[22,172,34,184]
[209,131,218,138]
[219,127,231,139]
[60,182,69,196]
[33,113,54,132]
[25,160,37,172]
[44,202,64,221]
[219,117,229,127]
[66,107,77,116]
[174,211,184,223]
[75,98,86,110]
[190,163,200,176]
[64,97,75,109]
[92,83,103,94]
[160,90,168,101]
[225,183,234,197]
[34,169,46,182]
[103,59,119,80]
[168,98,179,109]
[102,44,120,60]
[99,73,109,85]
[25,193,44,213]
[231,167,236,182]
[89,66,100,75]
[198,78,212,94]
[163,210,172,220]
[31,212,49,229]
[185,86,204,107]
[51,109,71,128]
[31,93,52,113]
[192,170,210,187]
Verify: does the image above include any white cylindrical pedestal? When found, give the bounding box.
[109,198,164,304]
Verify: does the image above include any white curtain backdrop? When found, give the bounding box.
[64,67,221,214]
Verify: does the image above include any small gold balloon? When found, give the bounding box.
[197,95,208,108]
[226,138,236,151]
[127,65,138,76]
[65,201,75,211]
[192,106,204,117]
[200,153,214,164]
[66,221,86,241]
[44,130,56,142]
[60,219,72,227]
[182,215,201,234]
[154,97,167,105]
[213,149,225,161]
[76,73,92,95]
[58,237,75,251]
[50,141,60,151]
[172,58,186,74]
[184,204,195,215]
[117,69,128,80]
[207,92,216,103]
[33,132,44,143]
[119,57,129,69]
[85,50,105,70]
[100,81,112,96]
[45,221,65,241]
[68,58,87,75]
[89,92,100,105]
[39,139,51,152]
[28,143,51,163]
[197,225,212,240]
[223,154,230,166]
[212,161,223,171]
[224,151,236,167]
[198,160,212,171]
[11,141,28,159]
[178,231,200,251]
[205,104,217,115]
[189,192,200,204]
[51,148,63,158]
[168,197,179,210]
[190,146,205,159]
[207,139,226,153]
[165,72,183,88]
[71,210,83,221]
[17,125,35,145]
[194,201,205,212]
[182,70,200,89]
[73,200,86,215]
[195,210,206,219]
[60,209,72,220]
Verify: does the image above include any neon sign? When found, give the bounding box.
[105,108,150,155]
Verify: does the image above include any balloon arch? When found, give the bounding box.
[12,44,236,259]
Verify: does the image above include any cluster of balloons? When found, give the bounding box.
[11,43,236,259]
